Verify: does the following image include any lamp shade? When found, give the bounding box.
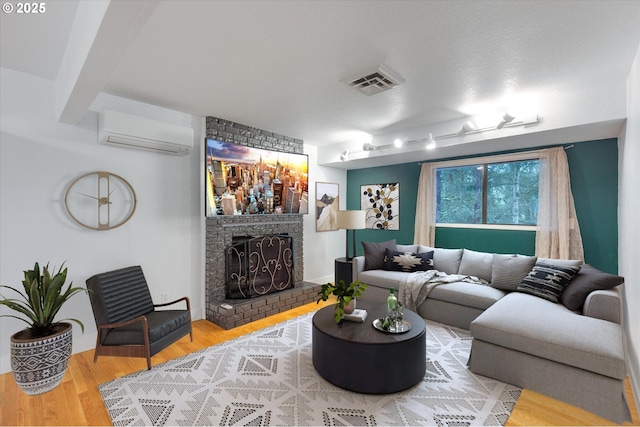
[336,210,366,230]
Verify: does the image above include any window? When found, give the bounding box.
[436,159,539,226]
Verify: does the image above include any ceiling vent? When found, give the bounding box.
[345,65,405,96]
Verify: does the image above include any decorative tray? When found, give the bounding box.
[372,318,411,334]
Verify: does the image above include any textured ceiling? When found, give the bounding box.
[1,1,639,165]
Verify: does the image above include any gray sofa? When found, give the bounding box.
[352,242,631,424]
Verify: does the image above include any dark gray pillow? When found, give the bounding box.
[560,264,624,310]
[517,263,581,303]
[490,254,538,291]
[362,239,396,270]
[383,248,434,272]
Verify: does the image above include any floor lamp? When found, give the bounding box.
[336,210,366,261]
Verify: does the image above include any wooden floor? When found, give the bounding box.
[1,299,638,426]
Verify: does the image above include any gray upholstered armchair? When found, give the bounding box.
[86,265,192,369]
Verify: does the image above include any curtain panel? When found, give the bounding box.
[413,162,437,246]
[535,147,585,261]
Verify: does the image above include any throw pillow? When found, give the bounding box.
[517,263,581,303]
[396,244,419,253]
[383,248,434,272]
[536,257,582,267]
[362,239,397,271]
[560,264,624,310]
[490,254,538,291]
[457,249,493,282]
[418,246,463,274]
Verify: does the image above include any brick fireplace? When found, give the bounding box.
[205,117,321,329]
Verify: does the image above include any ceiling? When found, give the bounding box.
[2,1,640,168]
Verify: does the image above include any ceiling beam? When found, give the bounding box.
[56,0,159,124]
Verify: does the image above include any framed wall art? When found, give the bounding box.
[361,183,399,230]
[316,182,339,231]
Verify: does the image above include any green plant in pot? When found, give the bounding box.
[0,262,88,395]
[317,279,368,323]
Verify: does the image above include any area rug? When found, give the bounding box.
[98,313,521,426]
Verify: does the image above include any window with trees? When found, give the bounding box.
[436,159,539,226]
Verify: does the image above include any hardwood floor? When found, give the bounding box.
[1,299,638,426]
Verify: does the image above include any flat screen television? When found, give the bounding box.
[205,138,309,216]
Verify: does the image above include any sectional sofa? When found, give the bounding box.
[351,240,631,424]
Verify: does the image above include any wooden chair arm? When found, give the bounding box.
[97,315,149,332]
[154,296,191,311]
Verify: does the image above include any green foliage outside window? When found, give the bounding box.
[436,160,539,225]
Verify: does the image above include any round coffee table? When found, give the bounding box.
[312,299,426,394]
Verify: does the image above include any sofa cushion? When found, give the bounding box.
[490,254,538,291]
[396,244,419,253]
[362,239,396,270]
[536,257,582,267]
[418,246,463,274]
[457,249,493,282]
[517,263,581,303]
[383,249,434,272]
[470,292,626,380]
[560,264,624,310]
[428,281,506,310]
[358,269,407,290]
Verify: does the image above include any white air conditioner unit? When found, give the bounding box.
[98,110,193,155]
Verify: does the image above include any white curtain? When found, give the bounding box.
[535,147,585,261]
[414,162,437,246]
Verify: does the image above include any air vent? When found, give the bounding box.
[345,65,405,96]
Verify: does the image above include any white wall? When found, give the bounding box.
[619,43,640,410]
[302,144,347,284]
[0,67,203,374]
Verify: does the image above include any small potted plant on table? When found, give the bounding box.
[0,262,87,395]
[317,279,368,323]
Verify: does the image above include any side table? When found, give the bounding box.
[334,257,352,285]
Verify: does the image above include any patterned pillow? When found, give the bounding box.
[383,249,434,272]
[517,263,581,303]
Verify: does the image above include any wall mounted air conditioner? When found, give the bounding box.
[98,109,194,155]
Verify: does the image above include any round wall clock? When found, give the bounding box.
[64,171,137,230]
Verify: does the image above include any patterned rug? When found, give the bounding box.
[98,313,521,426]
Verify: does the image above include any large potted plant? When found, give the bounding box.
[317,279,368,323]
[0,262,87,395]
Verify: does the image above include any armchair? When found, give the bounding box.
[86,265,192,370]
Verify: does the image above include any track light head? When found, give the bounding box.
[457,121,476,136]
[425,133,436,150]
[339,150,349,161]
[496,111,516,129]
[362,142,376,151]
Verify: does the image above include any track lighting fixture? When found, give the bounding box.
[425,133,436,150]
[338,112,540,161]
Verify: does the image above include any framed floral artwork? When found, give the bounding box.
[360,183,399,230]
[315,182,339,231]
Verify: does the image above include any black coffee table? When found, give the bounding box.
[311,289,426,394]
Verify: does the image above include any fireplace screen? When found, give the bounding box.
[226,235,294,299]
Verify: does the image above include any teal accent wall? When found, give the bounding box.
[346,162,422,255]
[434,228,536,255]
[565,139,618,273]
[346,138,619,273]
